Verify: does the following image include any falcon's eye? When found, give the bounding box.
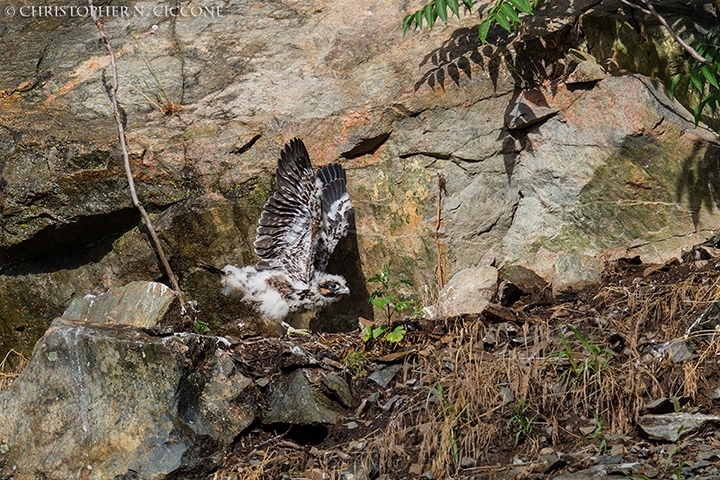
[329,282,339,290]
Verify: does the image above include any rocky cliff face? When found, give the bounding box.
[1,0,718,356]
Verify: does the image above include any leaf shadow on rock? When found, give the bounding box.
[413,3,582,93]
[676,139,720,230]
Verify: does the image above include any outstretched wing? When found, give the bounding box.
[313,163,354,272]
[254,138,322,283]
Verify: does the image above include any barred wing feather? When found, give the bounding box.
[314,162,354,272]
[253,138,322,283]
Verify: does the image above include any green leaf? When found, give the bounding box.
[369,289,387,300]
[693,102,703,126]
[414,9,423,30]
[362,325,373,342]
[447,0,460,17]
[689,70,704,93]
[435,0,448,23]
[507,0,533,14]
[371,297,393,310]
[701,64,719,89]
[494,11,512,32]
[461,0,473,10]
[500,2,520,23]
[367,274,384,283]
[478,17,492,43]
[372,325,389,339]
[668,73,683,99]
[402,13,414,35]
[423,3,436,29]
[386,326,406,343]
[395,300,414,312]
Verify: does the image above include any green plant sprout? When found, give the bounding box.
[345,350,368,377]
[368,263,418,323]
[507,396,537,446]
[194,319,210,334]
[586,414,607,455]
[549,324,615,386]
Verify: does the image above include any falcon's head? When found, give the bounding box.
[316,273,350,301]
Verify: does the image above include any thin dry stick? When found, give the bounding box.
[88,1,187,312]
[434,172,446,291]
[619,0,709,65]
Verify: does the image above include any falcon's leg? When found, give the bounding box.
[281,321,311,336]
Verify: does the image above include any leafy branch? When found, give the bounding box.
[403,0,537,44]
[669,31,720,125]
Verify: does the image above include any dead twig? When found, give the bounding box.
[88,1,189,313]
[434,172,446,291]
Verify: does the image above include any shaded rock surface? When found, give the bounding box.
[638,413,720,442]
[263,369,346,426]
[0,318,258,479]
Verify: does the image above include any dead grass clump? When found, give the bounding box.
[0,349,28,391]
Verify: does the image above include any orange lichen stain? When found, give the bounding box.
[44,43,134,106]
[340,111,372,133]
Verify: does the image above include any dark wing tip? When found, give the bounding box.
[316,163,346,186]
[198,262,226,276]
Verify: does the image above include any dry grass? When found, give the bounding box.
[0,349,28,391]
[345,270,720,478]
[210,265,720,479]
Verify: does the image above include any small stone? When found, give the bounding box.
[321,373,354,408]
[610,444,624,456]
[346,421,359,430]
[579,425,596,436]
[280,344,318,369]
[542,453,565,472]
[500,387,514,406]
[669,339,695,363]
[697,450,720,461]
[322,357,345,370]
[596,454,622,464]
[382,394,402,411]
[641,464,659,478]
[691,459,712,469]
[482,329,497,347]
[482,303,520,323]
[641,397,677,415]
[255,377,270,388]
[368,364,403,388]
[263,370,344,426]
[408,464,423,476]
[459,456,476,468]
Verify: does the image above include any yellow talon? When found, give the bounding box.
[281,321,311,336]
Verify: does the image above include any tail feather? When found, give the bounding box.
[198,262,226,276]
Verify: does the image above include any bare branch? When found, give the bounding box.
[619,0,709,65]
[88,0,189,313]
